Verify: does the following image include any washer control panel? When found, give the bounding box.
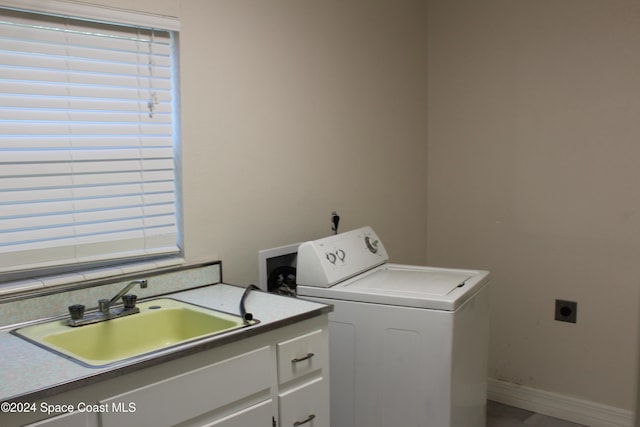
[296,226,388,287]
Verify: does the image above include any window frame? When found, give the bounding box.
[0,1,183,289]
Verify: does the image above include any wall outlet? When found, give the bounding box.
[555,299,577,323]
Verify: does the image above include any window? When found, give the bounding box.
[0,6,181,278]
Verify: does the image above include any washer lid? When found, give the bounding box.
[297,264,490,311]
[344,267,471,297]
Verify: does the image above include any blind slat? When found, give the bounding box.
[0,110,173,124]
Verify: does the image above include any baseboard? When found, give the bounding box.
[488,378,633,427]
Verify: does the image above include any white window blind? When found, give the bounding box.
[0,8,180,275]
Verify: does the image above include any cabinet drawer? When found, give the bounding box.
[278,377,329,427]
[277,329,326,384]
[100,346,272,427]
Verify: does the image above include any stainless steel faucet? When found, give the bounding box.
[68,279,148,327]
[99,279,148,314]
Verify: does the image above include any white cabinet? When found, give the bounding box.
[277,329,327,384]
[279,378,328,427]
[20,315,329,427]
[100,346,273,427]
[277,328,330,427]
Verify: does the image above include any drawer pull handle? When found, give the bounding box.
[293,414,316,426]
[291,352,314,363]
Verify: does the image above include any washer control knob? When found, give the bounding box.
[336,249,346,262]
[365,236,379,253]
[326,252,337,264]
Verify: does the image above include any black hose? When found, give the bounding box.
[240,284,261,323]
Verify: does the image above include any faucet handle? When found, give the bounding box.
[99,299,110,314]
[68,304,85,320]
[122,294,138,310]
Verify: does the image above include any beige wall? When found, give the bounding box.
[178,0,429,284]
[427,0,640,410]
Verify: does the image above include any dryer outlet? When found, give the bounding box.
[555,299,577,323]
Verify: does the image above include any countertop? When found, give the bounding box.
[0,283,332,403]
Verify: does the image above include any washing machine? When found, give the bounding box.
[295,226,490,427]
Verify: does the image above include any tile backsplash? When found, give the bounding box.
[0,262,221,329]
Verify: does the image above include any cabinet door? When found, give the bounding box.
[100,346,272,427]
[26,411,94,427]
[279,377,329,427]
[277,329,327,384]
[202,400,272,427]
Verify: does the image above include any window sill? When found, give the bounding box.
[0,257,185,298]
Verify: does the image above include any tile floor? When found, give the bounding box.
[487,401,587,427]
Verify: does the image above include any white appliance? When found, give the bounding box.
[295,226,490,427]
